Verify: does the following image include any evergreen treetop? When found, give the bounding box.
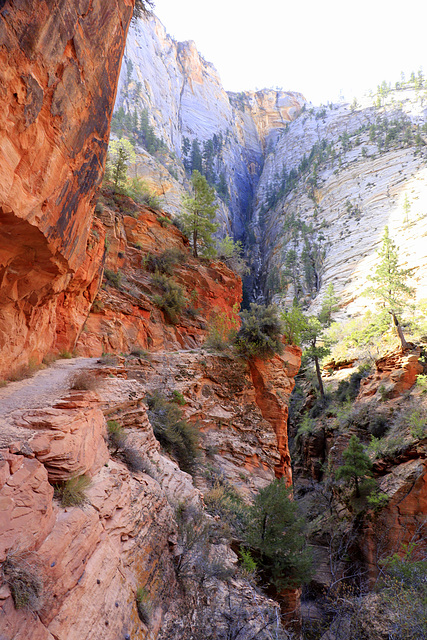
[335,435,373,498]
[365,226,415,348]
[180,170,218,258]
[246,478,313,590]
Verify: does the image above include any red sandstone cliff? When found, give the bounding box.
[0,0,134,378]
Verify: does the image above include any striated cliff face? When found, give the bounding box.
[0,0,134,378]
[114,15,305,236]
[254,91,427,313]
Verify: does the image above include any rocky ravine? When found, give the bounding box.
[114,14,305,236]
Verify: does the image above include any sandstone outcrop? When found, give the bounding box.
[358,347,424,400]
[0,0,134,379]
[76,198,242,356]
[122,345,301,492]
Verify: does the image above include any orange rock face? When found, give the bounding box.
[11,391,110,482]
[358,347,424,400]
[77,202,242,355]
[0,0,133,378]
[249,344,302,483]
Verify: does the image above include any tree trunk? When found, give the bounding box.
[314,355,325,400]
[193,229,198,258]
[391,312,410,350]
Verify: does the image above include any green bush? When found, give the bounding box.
[146,248,186,275]
[151,273,186,324]
[2,552,43,611]
[107,419,127,453]
[56,475,91,507]
[145,391,199,473]
[235,303,284,359]
[136,587,152,624]
[172,390,186,405]
[239,547,257,577]
[104,269,123,289]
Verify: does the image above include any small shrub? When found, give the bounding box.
[130,347,150,358]
[69,371,98,391]
[59,350,73,359]
[145,391,199,473]
[136,587,152,624]
[107,419,127,452]
[99,353,118,366]
[158,215,171,227]
[172,390,186,405]
[146,248,186,275]
[204,481,248,538]
[216,235,249,277]
[151,273,186,324]
[296,413,315,440]
[2,552,43,611]
[409,410,426,440]
[90,298,104,313]
[416,374,427,392]
[235,303,284,359]
[104,269,123,289]
[205,304,240,351]
[56,475,91,507]
[239,547,257,577]
[8,358,41,381]
[121,446,145,473]
[367,491,389,512]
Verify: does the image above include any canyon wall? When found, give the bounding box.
[254,91,427,314]
[0,0,134,378]
[114,15,305,236]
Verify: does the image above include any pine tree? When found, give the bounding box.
[111,146,129,192]
[365,226,414,349]
[246,479,312,590]
[335,435,373,498]
[190,139,203,174]
[318,283,340,326]
[301,316,330,400]
[180,170,218,258]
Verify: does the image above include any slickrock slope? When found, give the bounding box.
[114,15,305,236]
[0,0,133,379]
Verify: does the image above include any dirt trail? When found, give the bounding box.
[0,357,100,421]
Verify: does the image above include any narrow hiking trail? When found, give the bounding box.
[0,357,100,429]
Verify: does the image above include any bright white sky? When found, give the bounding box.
[152,0,427,106]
